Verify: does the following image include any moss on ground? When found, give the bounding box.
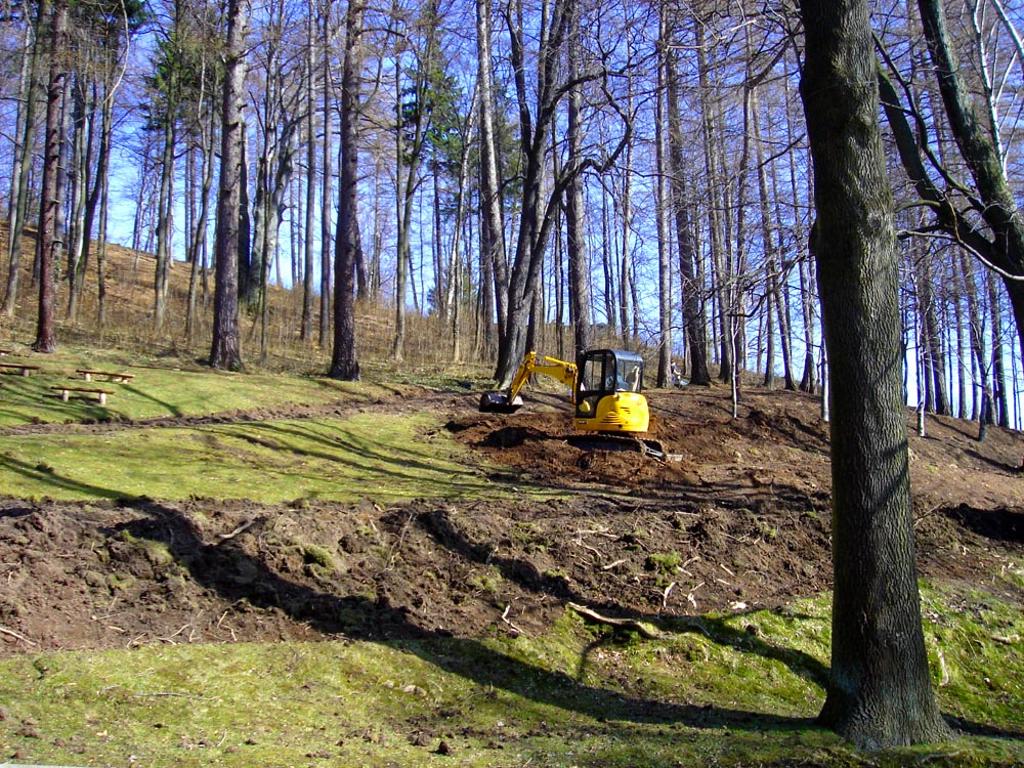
[0,413,516,503]
[0,586,1021,767]
[0,345,391,427]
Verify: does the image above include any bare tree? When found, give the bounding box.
[329,0,366,380]
[32,0,69,353]
[3,0,44,318]
[665,17,709,386]
[210,0,251,370]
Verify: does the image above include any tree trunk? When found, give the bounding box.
[301,0,317,342]
[77,78,108,320]
[186,80,216,342]
[3,0,43,318]
[752,84,795,390]
[601,186,615,335]
[619,140,633,347]
[799,0,949,748]
[210,0,250,371]
[96,132,111,331]
[65,76,89,322]
[319,5,333,349]
[666,27,710,385]
[565,0,590,356]
[153,117,176,332]
[696,23,730,383]
[329,0,364,380]
[654,7,671,387]
[32,0,68,354]
[988,272,1009,428]
[476,0,506,347]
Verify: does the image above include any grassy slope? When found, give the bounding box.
[0,345,1021,765]
[0,344,388,428]
[0,413,501,503]
[0,587,1021,767]
[0,345,513,503]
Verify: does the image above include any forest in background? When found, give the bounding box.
[0,0,1022,428]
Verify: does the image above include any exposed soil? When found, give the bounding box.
[0,385,1021,657]
[449,386,1024,511]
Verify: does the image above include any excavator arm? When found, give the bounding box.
[479,351,577,413]
[507,352,577,402]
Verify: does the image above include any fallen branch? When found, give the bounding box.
[913,504,944,529]
[219,518,257,541]
[601,558,626,571]
[662,581,677,608]
[575,541,603,559]
[687,581,705,610]
[500,604,524,635]
[936,648,949,687]
[0,626,36,646]
[991,634,1020,645]
[566,602,662,640]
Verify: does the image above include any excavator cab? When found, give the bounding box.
[573,349,649,433]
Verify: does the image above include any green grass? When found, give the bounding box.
[0,587,1021,767]
[0,345,393,427]
[0,412,513,503]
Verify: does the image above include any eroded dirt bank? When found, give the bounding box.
[1,385,1021,655]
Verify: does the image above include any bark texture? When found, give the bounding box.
[210,0,250,371]
[798,0,950,749]
[32,0,68,353]
[329,0,365,380]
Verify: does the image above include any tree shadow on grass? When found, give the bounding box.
[120,383,184,418]
[209,421,494,497]
[6,458,1022,744]
[110,499,810,734]
[415,506,831,690]
[0,455,126,500]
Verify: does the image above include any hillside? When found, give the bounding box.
[2,385,1021,652]
[0,234,1022,766]
[0,225,503,374]
[0,362,1019,768]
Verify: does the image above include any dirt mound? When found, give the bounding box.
[446,412,704,489]
[2,489,1021,656]
[0,386,1022,657]
[448,387,1024,511]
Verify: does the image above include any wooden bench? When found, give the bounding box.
[51,385,114,405]
[75,368,134,383]
[0,362,40,376]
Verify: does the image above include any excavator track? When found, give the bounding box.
[566,433,669,461]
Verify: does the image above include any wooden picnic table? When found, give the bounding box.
[0,362,40,376]
[51,385,114,405]
[75,368,134,383]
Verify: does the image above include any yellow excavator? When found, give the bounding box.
[479,348,663,455]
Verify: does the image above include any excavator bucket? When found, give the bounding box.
[479,391,524,414]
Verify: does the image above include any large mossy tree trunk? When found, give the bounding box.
[798,0,950,749]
